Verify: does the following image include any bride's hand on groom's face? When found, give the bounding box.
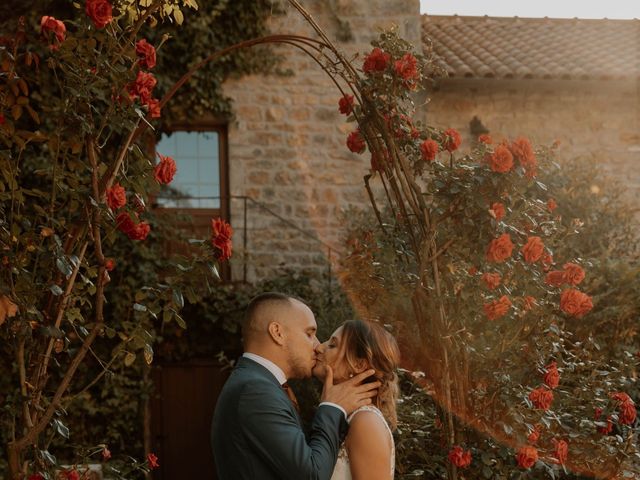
[320,366,380,415]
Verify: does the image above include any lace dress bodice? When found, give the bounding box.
[330,405,395,480]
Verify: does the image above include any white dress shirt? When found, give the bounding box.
[242,352,347,418]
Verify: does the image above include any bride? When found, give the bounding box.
[313,319,400,480]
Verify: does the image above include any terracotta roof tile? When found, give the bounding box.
[422,15,640,80]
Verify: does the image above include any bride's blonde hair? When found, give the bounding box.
[339,319,400,429]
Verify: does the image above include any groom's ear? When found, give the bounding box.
[267,321,286,346]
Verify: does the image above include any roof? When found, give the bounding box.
[422,15,640,80]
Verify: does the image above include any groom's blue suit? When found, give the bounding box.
[211,356,348,480]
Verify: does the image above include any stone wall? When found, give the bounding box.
[222,0,421,281]
[423,78,640,196]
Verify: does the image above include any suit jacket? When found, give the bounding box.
[211,356,348,480]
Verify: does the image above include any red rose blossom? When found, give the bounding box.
[363,47,391,73]
[116,212,150,241]
[102,446,112,460]
[135,39,156,69]
[490,202,505,221]
[552,439,568,465]
[346,130,366,154]
[488,144,514,173]
[105,258,115,272]
[516,445,538,469]
[562,263,585,286]
[560,288,593,317]
[594,408,614,434]
[448,446,472,469]
[528,386,554,410]
[523,296,536,311]
[483,295,511,320]
[28,475,44,480]
[420,139,439,162]
[510,136,537,177]
[545,270,566,287]
[543,361,560,389]
[547,198,558,212]
[40,16,66,45]
[147,453,159,469]
[127,71,157,105]
[106,183,126,211]
[486,233,514,262]
[527,425,540,443]
[154,153,177,184]
[481,272,501,290]
[521,236,545,263]
[85,0,113,29]
[442,128,461,152]
[338,94,355,115]
[147,98,161,118]
[64,470,80,480]
[211,218,233,261]
[394,53,419,87]
[478,134,492,144]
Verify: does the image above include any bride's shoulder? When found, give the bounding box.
[346,407,390,443]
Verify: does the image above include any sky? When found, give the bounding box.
[419,0,639,19]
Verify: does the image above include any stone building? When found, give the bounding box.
[158,2,639,283]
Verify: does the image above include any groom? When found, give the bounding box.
[211,292,379,480]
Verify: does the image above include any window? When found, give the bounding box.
[155,128,226,212]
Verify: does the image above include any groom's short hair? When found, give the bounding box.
[242,292,305,342]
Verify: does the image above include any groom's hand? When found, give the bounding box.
[320,366,380,415]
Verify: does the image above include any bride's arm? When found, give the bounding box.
[345,411,393,480]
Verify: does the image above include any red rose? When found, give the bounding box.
[516,445,538,469]
[547,198,557,212]
[363,47,390,73]
[102,446,112,460]
[521,236,544,263]
[106,183,126,211]
[394,53,419,86]
[562,263,585,286]
[552,439,568,465]
[28,475,44,480]
[488,145,514,173]
[442,128,461,152]
[211,218,233,261]
[545,270,566,287]
[523,295,536,311]
[116,212,150,241]
[105,258,115,272]
[154,153,177,184]
[40,16,66,44]
[510,136,537,176]
[147,98,161,118]
[481,272,501,290]
[527,425,540,443]
[346,130,366,154]
[483,295,511,320]
[338,94,355,115]
[135,39,156,69]
[85,0,113,29]
[468,266,478,276]
[447,446,472,469]
[64,470,80,480]
[528,386,553,410]
[147,453,159,469]
[619,402,636,425]
[543,361,560,389]
[420,139,439,162]
[489,202,505,221]
[486,233,514,262]
[560,288,593,317]
[478,134,492,144]
[611,392,632,404]
[127,71,157,105]
[594,409,614,434]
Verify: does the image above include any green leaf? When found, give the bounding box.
[124,352,136,367]
[143,344,154,365]
[52,418,69,439]
[49,284,64,296]
[133,303,147,312]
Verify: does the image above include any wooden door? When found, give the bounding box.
[150,362,229,480]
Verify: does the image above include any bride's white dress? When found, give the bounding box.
[330,405,395,480]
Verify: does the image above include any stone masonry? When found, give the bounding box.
[222,0,421,282]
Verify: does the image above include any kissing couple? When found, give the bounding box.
[211,292,400,480]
